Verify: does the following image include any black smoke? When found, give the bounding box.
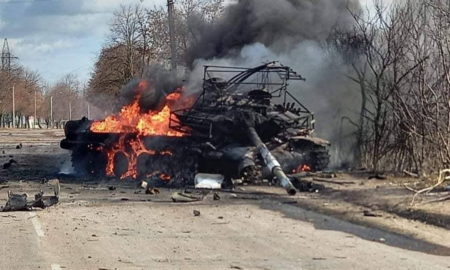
[187,0,360,66]
[185,0,362,167]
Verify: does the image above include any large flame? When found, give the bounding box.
[91,81,186,137]
[90,81,190,179]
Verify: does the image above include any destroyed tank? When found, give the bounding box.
[61,62,330,194]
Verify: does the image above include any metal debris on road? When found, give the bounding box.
[1,180,60,212]
[171,192,203,203]
[3,159,17,169]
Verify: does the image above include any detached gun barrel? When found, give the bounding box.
[248,127,297,195]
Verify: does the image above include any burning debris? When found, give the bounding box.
[61,62,330,195]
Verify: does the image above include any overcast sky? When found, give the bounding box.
[0,0,389,85]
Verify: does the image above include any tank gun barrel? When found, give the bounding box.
[248,127,297,196]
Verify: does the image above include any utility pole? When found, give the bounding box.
[50,96,53,128]
[34,90,37,128]
[167,0,177,72]
[69,101,72,120]
[1,39,18,71]
[12,84,15,128]
[87,103,91,119]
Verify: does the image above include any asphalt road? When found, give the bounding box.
[0,129,448,270]
[1,197,449,270]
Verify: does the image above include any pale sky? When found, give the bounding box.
[0,0,390,85]
[0,0,166,84]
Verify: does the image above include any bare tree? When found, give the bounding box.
[87,1,224,111]
[333,0,450,174]
[46,74,83,127]
[110,4,143,80]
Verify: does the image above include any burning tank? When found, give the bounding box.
[61,62,330,195]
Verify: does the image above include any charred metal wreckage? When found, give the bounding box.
[61,62,330,195]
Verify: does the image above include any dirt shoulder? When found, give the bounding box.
[291,172,449,229]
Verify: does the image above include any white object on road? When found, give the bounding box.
[194,173,224,189]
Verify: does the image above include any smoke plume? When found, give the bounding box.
[187,0,360,66]
[185,0,361,167]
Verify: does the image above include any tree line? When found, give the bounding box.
[0,67,88,129]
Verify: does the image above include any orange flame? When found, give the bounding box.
[91,85,186,137]
[90,81,190,179]
[293,164,312,174]
[159,173,171,181]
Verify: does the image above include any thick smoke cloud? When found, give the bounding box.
[187,0,360,66]
[187,0,361,167]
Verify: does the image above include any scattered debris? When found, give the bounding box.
[368,174,387,180]
[3,159,17,169]
[363,210,382,217]
[293,171,336,178]
[3,192,28,211]
[213,192,221,201]
[194,173,224,189]
[193,210,201,216]
[229,195,259,200]
[146,187,160,195]
[1,180,60,211]
[108,186,117,191]
[32,190,59,209]
[139,180,149,190]
[138,180,160,195]
[293,179,324,192]
[282,200,298,205]
[16,143,22,149]
[403,170,419,178]
[312,178,355,185]
[171,192,204,203]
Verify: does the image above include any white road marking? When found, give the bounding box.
[28,214,61,270]
[51,264,62,270]
[29,212,45,237]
